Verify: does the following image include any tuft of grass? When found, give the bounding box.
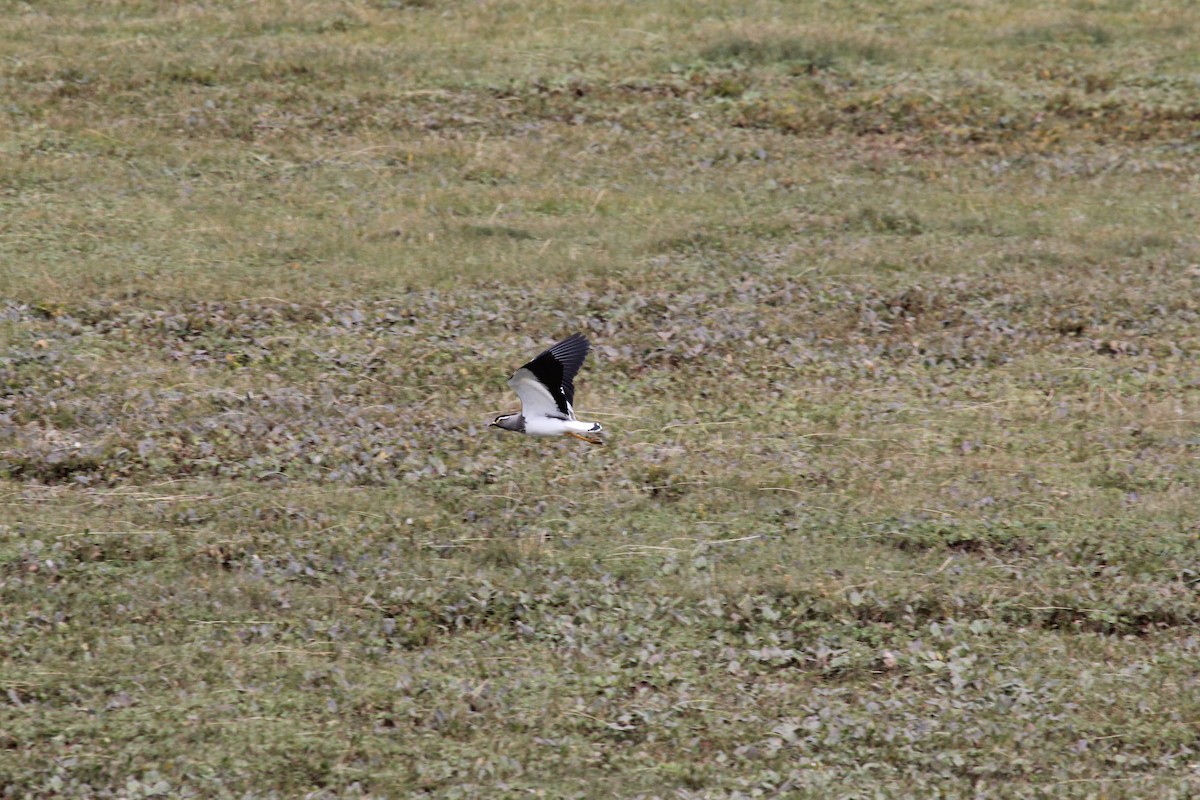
[699,33,893,70]
[1006,20,1116,48]
[462,224,539,240]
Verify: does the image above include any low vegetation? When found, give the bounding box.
[2,1,1199,797]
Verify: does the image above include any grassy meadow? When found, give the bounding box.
[3,1,1200,797]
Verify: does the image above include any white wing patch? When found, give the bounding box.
[508,368,574,420]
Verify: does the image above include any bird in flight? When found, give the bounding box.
[490,333,605,445]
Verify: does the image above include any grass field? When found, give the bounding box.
[3,1,1200,797]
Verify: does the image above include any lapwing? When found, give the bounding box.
[490,333,605,445]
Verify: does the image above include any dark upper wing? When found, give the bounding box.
[517,333,591,417]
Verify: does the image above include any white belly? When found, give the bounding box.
[523,416,572,437]
[524,416,601,438]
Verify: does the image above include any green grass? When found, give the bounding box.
[3,1,1200,797]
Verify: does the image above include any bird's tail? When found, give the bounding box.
[566,420,605,445]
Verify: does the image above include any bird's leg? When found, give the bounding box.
[567,432,604,445]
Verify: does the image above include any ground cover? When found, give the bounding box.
[2,1,1199,797]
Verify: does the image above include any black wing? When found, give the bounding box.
[519,333,591,416]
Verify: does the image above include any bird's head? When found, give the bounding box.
[490,413,523,432]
